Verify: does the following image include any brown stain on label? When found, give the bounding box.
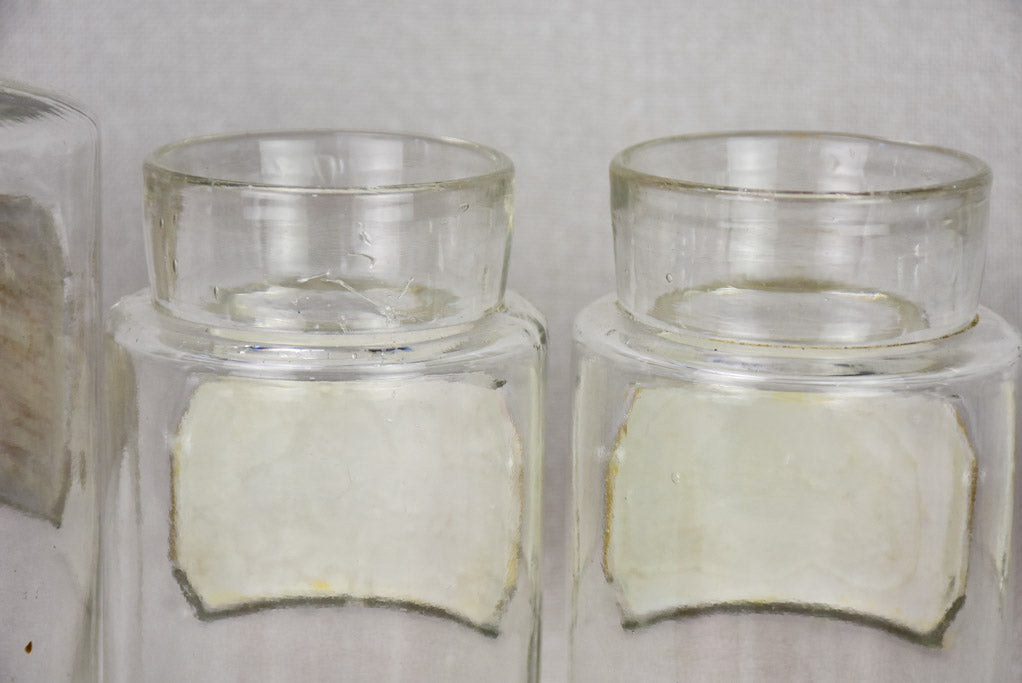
[0,195,70,526]
[25,641,32,654]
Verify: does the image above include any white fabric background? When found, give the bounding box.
[2,1,1020,679]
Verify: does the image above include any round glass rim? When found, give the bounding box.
[610,130,991,200]
[144,129,514,195]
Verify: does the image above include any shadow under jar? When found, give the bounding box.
[103,131,545,682]
[571,132,1019,682]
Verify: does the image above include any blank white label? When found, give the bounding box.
[171,376,522,631]
[604,385,974,639]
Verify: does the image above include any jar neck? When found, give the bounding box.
[145,131,513,333]
[611,132,991,347]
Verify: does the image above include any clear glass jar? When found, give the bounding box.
[104,131,545,682]
[0,82,101,681]
[571,132,1019,682]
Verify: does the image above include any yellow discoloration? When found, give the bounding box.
[604,385,975,641]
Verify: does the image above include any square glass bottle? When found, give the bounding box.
[0,82,100,682]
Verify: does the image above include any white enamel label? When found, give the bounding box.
[604,385,974,637]
[172,376,522,630]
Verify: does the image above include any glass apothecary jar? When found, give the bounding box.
[0,82,100,680]
[571,132,1019,682]
[103,131,545,682]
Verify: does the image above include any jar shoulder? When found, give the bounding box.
[575,294,1020,386]
[109,289,545,373]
